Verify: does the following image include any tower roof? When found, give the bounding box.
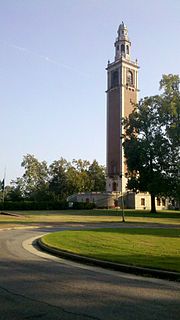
[118,21,127,30]
[117,21,129,41]
[114,22,131,61]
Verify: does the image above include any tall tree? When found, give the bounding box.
[19,154,49,200]
[159,74,180,203]
[49,158,69,200]
[88,160,106,191]
[67,159,93,193]
[123,75,180,212]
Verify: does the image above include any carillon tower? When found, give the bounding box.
[106,22,139,193]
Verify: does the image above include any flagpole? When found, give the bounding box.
[2,167,6,213]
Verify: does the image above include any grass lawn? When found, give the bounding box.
[0,209,180,228]
[42,228,180,272]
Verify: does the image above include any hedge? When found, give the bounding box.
[0,201,96,211]
[72,202,96,210]
[0,200,68,211]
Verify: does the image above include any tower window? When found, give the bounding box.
[141,198,145,206]
[111,70,119,88]
[121,44,125,53]
[113,182,117,192]
[127,70,133,86]
[117,45,119,50]
[126,45,129,54]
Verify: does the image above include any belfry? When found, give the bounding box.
[106,22,139,193]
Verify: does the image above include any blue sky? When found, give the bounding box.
[0,0,179,183]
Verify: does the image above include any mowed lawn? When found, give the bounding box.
[0,209,180,227]
[42,228,180,272]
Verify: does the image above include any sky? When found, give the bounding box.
[0,0,179,184]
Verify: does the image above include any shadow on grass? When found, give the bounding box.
[83,251,180,272]
[2,209,180,218]
[80,227,180,238]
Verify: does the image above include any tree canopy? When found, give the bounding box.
[123,74,180,212]
[7,155,106,202]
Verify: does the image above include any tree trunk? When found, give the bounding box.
[150,194,156,213]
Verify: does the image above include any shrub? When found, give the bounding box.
[72,202,96,210]
[0,200,69,211]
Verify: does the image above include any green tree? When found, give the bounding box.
[159,74,180,204]
[88,160,106,191]
[123,75,180,212]
[67,159,93,193]
[7,155,107,203]
[49,158,69,200]
[16,154,49,200]
[7,179,24,201]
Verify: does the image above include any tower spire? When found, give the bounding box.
[114,22,131,61]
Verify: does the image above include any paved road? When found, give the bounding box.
[0,226,180,320]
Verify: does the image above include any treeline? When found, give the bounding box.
[1,156,106,207]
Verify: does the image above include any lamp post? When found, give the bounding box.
[119,173,125,222]
[113,174,125,222]
[121,191,125,222]
[119,132,126,222]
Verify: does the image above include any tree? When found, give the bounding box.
[49,158,69,200]
[88,160,106,191]
[12,154,49,201]
[7,155,107,203]
[7,179,24,201]
[123,75,180,212]
[66,159,93,193]
[159,74,180,205]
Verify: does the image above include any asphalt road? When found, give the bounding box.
[0,226,180,320]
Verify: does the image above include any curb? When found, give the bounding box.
[37,238,180,282]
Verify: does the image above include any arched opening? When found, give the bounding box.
[111,70,119,88]
[112,181,117,192]
[121,44,125,54]
[114,199,118,207]
[127,70,133,86]
[126,45,129,54]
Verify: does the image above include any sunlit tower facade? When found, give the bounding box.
[106,22,139,193]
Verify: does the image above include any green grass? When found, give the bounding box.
[0,209,180,228]
[5,209,180,218]
[1,209,179,272]
[42,228,180,272]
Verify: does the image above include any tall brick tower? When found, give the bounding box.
[106,22,139,193]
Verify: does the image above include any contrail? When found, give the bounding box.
[8,44,27,52]
[2,41,91,78]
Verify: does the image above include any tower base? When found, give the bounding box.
[106,176,127,193]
